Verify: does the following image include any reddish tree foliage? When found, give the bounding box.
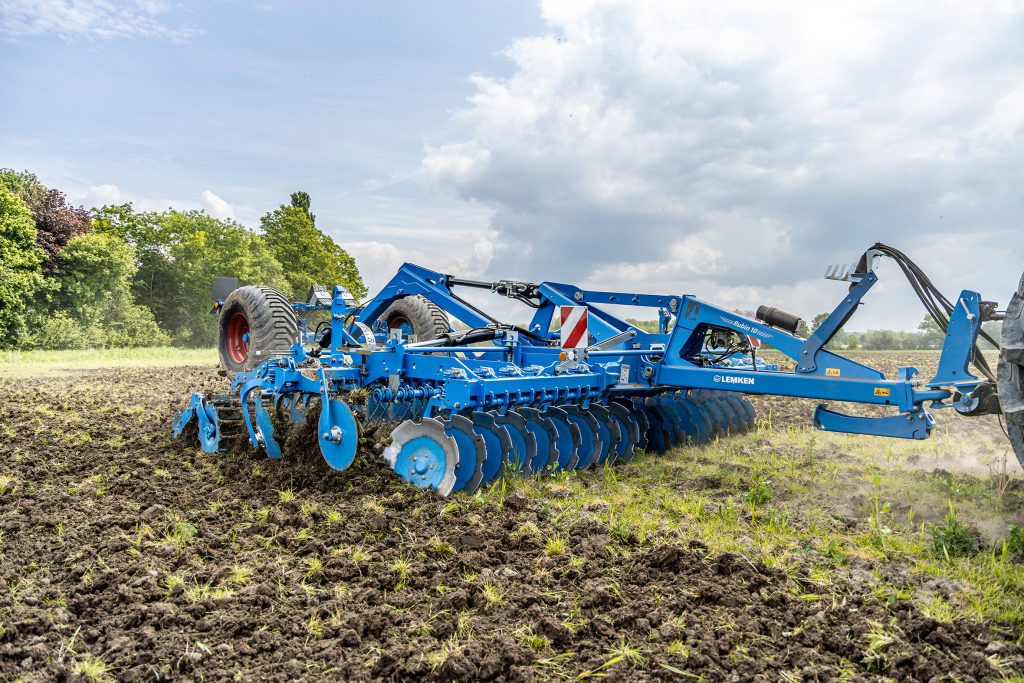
[0,170,93,277]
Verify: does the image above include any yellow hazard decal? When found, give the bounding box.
[873,387,891,397]
[825,368,840,377]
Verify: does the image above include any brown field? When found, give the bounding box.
[0,351,1021,681]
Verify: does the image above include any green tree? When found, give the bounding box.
[917,314,944,349]
[260,192,366,301]
[33,233,168,349]
[162,210,288,346]
[0,169,92,277]
[96,204,288,346]
[810,312,830,332]
[0,185,46,348]
[863,329,901,350]
[93,203,179,318]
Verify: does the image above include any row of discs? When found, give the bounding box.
[382,389,756,496]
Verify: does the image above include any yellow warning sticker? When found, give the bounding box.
[825,368,840,377]
[874,387,891,397]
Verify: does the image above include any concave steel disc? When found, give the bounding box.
[383,418,458,496]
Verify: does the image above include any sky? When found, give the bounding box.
[2,0,1023,330]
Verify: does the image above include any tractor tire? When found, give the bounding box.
[380,295,450,342]
[218,285,298,372]
[998,272,1024,468]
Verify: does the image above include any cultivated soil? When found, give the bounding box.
[0,354,1021,681]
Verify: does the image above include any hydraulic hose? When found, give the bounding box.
[870,243,997,382]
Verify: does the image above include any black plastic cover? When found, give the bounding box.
[756,305,802,335]
[212,277,239,304]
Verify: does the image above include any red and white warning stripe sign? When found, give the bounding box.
[560,305,588,349]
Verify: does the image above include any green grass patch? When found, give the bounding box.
[0,347,217,375]
[500,423,1024,639]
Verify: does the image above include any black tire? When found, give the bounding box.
[998,272,1024,467]
[218,285,298,372]
[380,295,449,342]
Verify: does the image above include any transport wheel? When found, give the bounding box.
[998,272,1024,467]
[218,286,298,372]
[380,295,450,341]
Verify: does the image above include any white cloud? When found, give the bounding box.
[83,182,120,206]
[0,0,198,41]
[424,0,1024,329]
[201,190,234,220]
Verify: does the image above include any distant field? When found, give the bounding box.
[0,347,217,376]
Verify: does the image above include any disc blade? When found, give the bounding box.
[318,397,359,469]
[383,418,458,495]
[471,412,513,485]
[588,404,621,466]
[672,393,711,443]
[606,402,639,463]
[706,393,741,433]
[634,399,667,453]
[492,411,537,477]
[653,395,690,445]
[544,406,582,472]
[625,400,650,453]
[999,273,1024,468]
[517,407,559,475]
[731,395,757,431]
[561,405,602,469]
[442,414,486,493]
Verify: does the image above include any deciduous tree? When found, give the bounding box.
[0,185,46,348]
[260,192,366,301]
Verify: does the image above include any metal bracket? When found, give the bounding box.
[823,248,882,283]
[927,290,983,389]
[813,404,934,439]
[585,329,638,354]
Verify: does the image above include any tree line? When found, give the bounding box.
[0,170,365,349]
[626,312,999,350]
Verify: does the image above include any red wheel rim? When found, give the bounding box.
[388,315,413,337]
[226,312,250,363]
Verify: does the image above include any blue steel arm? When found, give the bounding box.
[797,271,877,373]
[928,290,984,390]
[664,297,884,380]
[355,263,493,331]
[539,282,678,347]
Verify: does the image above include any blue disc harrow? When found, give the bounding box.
[173,243,1024,495]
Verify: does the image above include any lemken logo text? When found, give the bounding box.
[712,374,755,385]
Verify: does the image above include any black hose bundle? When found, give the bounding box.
[869,243,997,382]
